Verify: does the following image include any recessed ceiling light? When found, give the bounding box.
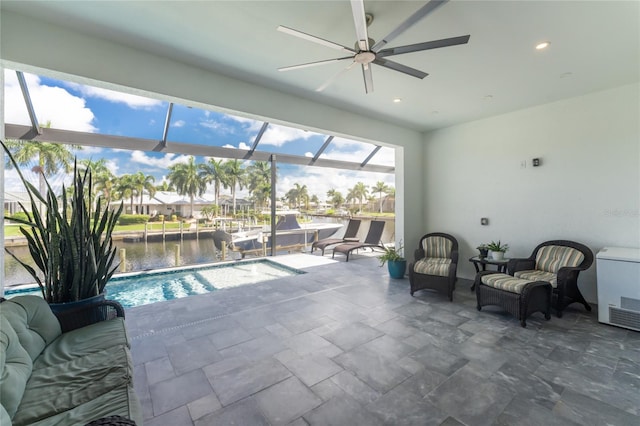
[535,41,550,50]
[483,95,493,101]
[393,98,402,103]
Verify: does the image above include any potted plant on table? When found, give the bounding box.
[2,140,123,310]
[486,240,509,261]
[476,244,489,259]
[378,242,407,279]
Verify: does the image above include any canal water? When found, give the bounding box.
[3,216,395,287]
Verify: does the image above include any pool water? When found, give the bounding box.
[5,259,303,308]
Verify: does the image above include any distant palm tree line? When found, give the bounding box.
[5,141,395,217]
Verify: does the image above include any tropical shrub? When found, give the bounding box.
[118,214,150,225]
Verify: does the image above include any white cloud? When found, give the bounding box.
[4,70,97,132]
[65,82,162,109]
[259,125,319,147]
[129,150,191,169]
[222,142,251,150]
[173,120,186,128]
[200,119,236,134]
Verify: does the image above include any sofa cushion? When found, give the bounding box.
[0,316,33,419]
[1,403,11,426]
[422,236,452,259]
[34,317,130,370]
[413,257,452,277]
[1,296,62,361]
[514,270,558,288]
[12,345,133,426]
[535,245,585,273]
[481,273,532,294]
[25,386,142,426]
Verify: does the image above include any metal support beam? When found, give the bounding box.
[5,124,394,174]
[310,135,333,164]
[360,145,382,168]
[245,122,269,159]
[157,102,174,151]
[16,71,40,134]
[270,154,277,257]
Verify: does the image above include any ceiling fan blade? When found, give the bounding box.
[362,63,374,94]
[373,58,428,79]
[377,34,470,58]
[277,25,356,54]
[350,0,370,51]
[316,61,358,92]
[371,0,449,52]
[278,56,354,72]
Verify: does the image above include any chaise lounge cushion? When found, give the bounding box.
[413,258,452,277]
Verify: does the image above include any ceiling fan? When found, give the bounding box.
[277,0,470,94]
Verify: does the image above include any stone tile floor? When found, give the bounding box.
[125,254,640,426]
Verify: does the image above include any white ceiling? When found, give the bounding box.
[2,0,639,132]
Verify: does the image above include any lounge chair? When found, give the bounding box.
[311,219,361,255]
[332,220,386,262]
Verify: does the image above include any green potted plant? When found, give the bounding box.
[378,242,406,279]
[476,244,489,259]
[486,240,509,260]
[2,140,123,309]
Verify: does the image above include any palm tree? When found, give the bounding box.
[115,174,136,213]
[131,172,156,214]
[327,188,344,209]
[155,180,175,192]
[222,159,246,214]
[79,158,115,209]
[4,139,77,212]
[371,181,390,213]
[251,181,271,209]
[246,161,271,209]
[350,182,369,213]
[168,156,206,217]
[198,158,226,206]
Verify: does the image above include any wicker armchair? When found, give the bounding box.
[409,233,459,301]
[507,240,594,317]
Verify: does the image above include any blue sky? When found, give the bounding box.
[4,70,394,201]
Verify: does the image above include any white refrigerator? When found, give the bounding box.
[596,247,640,331]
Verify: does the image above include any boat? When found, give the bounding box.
[219,211,343,255]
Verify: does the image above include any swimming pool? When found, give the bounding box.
[4,259,304,308]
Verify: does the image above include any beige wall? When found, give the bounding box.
[423,83,640,302]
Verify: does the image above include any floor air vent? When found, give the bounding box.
[609,307,640,332]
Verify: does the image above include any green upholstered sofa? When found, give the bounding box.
[0,295,142,426]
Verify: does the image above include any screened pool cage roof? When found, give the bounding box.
[5,71,394,174]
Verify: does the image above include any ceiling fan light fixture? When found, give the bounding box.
[393,98,402,103]
[535,41,550,50]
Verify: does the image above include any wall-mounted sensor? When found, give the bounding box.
[481,218,489,226]
[532,158,541,167]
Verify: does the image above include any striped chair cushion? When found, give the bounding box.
[535,245,584,273]
[514,270,558,288]
[413,258,452,277]
[481,273,533,294]
[422,236,452,259]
